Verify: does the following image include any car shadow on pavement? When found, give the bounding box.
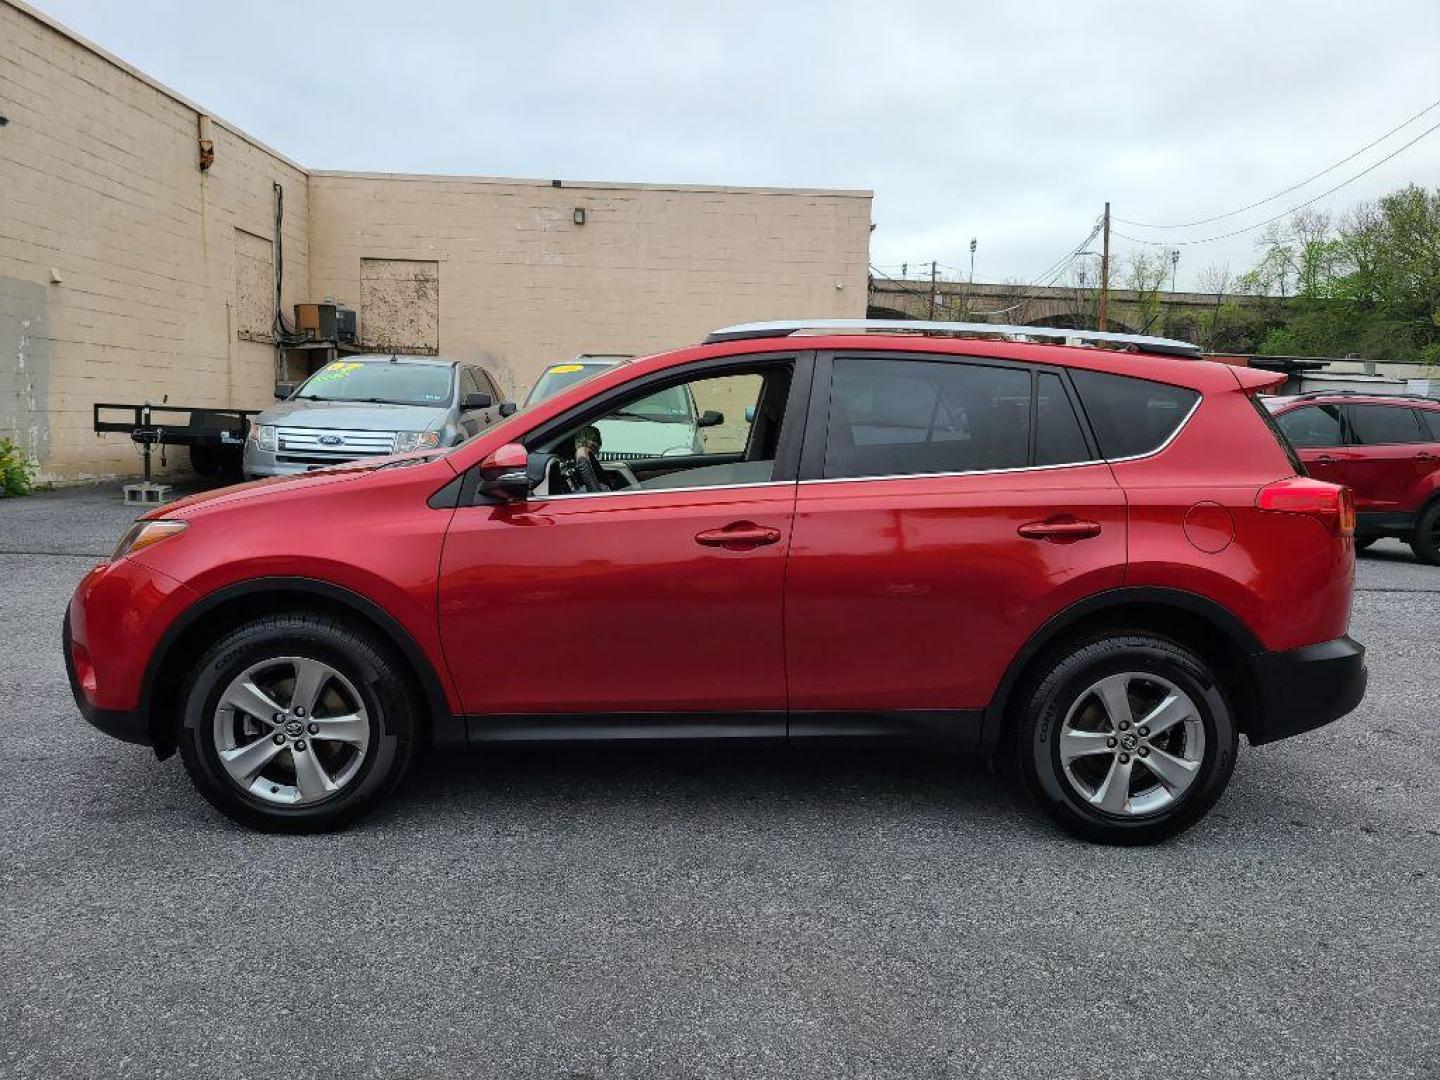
[384,741,1037,833]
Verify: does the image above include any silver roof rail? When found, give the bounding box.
[702,319,1203,357]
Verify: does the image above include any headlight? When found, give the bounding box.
[393,431,441,453]
[112,519,187,561]
[248,424,277,451]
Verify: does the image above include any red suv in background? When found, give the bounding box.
[64,321,1366,843]
[1267,392,1440,563]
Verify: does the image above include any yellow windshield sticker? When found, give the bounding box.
[549,363,584,374]
[308,360,365,385]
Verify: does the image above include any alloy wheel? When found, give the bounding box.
[1058,672,1206,816]
[212,656,371,806]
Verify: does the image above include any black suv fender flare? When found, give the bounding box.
[979,586,1263,754]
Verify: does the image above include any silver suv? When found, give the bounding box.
[244,355,512,478]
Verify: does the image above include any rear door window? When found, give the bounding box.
[1414,408,1440,441]
[824,356,1031,479]
[1070,370,1199,459]
[1034,372,1093,466]
[1347,404,1424,445]
[1276,404,1343,448]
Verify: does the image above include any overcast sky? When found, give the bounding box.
[30,0,1440,290]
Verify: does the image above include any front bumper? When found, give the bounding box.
[1244,635,1367,745]
[63,610,150,745]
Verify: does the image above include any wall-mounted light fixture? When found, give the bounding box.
[573,207,586,226]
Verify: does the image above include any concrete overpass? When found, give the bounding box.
[867,277,1259,334]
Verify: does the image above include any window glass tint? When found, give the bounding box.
[1419,408,1440,441]
[1070,370,1199,459]
[825,357,1031,479]
[1348,404,1423,445]
[1035,372,1092,465]
[1276,404,1342,448]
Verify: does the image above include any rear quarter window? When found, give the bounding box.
[1420,408,1440,441]
[1069,369,1199,459]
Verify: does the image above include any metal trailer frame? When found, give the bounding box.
[93,402,261,482]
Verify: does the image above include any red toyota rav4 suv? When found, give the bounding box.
[1266,391,1440,564]
[64,321,1366,843]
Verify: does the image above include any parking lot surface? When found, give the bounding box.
[2,481,1436,1079]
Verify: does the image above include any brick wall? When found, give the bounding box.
[0,0,871,481]
[0,0,310,481]
[308,172,872,399]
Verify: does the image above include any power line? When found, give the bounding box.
[972,221,1103,317]
[1113,117,1440,248]
[869,220,1100,318]
[1116,97,1440,229]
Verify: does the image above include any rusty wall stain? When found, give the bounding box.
[234,229,274,343]
[360,259,439,355]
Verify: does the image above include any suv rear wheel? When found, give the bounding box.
[177,613,418,831]
[1018,634,1238,845]
[1409,501,1440,565]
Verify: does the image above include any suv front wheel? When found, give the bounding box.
[1018,634,1238,845]
[177,613,418,831]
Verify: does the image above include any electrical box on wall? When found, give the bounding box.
[294,302,357,345]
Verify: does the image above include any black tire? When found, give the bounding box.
[1017,633,1238,845]
[189,445,222,477]
[177,612,418,832]
[1353,537,1377,552]
[1409,501,1440,565]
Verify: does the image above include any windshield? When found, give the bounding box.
[526,362,615,406]
[614,384,693,422]
[293,361,453,407]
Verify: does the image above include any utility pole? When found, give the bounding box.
[1098,201,1111,332]
[1170,248,1180,292]
[928,260,938,320]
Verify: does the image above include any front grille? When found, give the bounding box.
[275,426,394,462]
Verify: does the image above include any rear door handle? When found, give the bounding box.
[1017,517,1102,542]
[1416,452,1436,461]
[1316,454,1337,464]
[695,521,782,549]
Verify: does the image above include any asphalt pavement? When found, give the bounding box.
[1,481,1436,1079]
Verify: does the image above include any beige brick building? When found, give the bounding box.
[0,0,871,481]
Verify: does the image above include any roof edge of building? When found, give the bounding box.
[8,0,310,174]
[308,169,872,199]
[6,0,872,202]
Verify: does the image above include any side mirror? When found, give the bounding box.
[275,382,296,400]
[499,401,518,418]
[697,409,725,428]
[463,391,492,410]
[477,442,530,502]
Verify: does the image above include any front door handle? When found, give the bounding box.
[1316,454,1337,464]
[1017,517,1102,543]
[695,521,782,549]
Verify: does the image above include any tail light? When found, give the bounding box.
[1257,478,1355,536]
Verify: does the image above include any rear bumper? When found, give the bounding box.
[63,610,151,746]
[1244,635,1367,745]
[1356,511,1415,537]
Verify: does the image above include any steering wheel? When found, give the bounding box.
[561,454,607,494]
